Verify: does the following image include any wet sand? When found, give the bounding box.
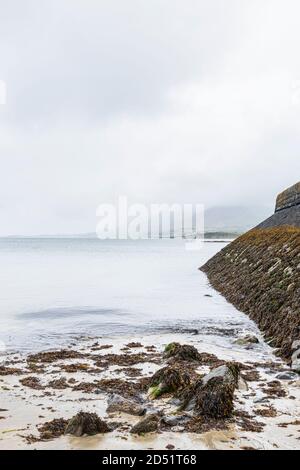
[0,332,299,450]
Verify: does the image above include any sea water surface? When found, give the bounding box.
[0,238,260,353]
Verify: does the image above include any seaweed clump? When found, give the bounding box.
[148,366,190,399]
[194,376,235,418]
[20,376,45,390]
[178,363,240,419]
[27,349,85,363]
[164,343,201,361]
[65,412,111,436]
[38,418,69,440]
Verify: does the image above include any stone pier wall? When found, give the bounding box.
[201,183,300,363]
[275,182,300,212]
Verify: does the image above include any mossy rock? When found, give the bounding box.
[234,334,259,346]
[195,376,235,418]
[164,343,201,361]
[65,412,111,436]
[178,363,240,418]
[148,366,190,399]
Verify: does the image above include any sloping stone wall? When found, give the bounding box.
[257,205,300,229]
[275,182,300,212]
[201,184,300,362]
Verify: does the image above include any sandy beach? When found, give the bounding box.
[1,330,299,450]
[1,0,300,459]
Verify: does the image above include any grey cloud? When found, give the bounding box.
[0,0,300,235]
[0,0,243,124]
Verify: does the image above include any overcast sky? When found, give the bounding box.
[0,0,299,235]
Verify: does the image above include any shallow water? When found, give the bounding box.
[0,238,262,353]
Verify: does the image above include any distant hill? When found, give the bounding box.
[1,205,273,240]
[204,205,273,233]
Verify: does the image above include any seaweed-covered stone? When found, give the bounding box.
[179,363,240,419]
[202,363,240,387]
[148,366,190,399]
[234,335,259,346]
[194,377,235,418]
[64,412,111,436]
[130,413,160,435]
[106,394,146,416]
[164,343,200,361]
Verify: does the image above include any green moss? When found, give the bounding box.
[148,366,190,400]
[164,342,179,354]
[148,385,162,399]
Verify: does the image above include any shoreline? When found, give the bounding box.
[1,331,299,450]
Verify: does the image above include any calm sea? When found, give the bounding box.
[0,238,259,353]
